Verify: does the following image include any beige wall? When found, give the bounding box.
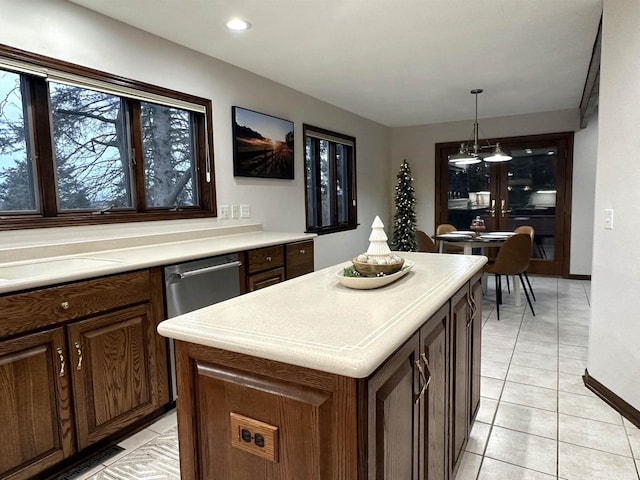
[0,0,391,269]
[588,0,640,410]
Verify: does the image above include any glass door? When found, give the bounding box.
[435,132,573,275]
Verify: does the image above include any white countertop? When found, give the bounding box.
[0,223,314,294]
[158,252,487,379]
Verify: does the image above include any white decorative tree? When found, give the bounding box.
[366,215,391,257]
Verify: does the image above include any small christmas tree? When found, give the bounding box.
[391,159,417,251]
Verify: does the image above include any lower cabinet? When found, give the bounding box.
[367,303,448,480]
[0,269,169,479]
[0,328,74,480]
[449,271,483,478]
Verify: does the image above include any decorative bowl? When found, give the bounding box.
[352,256,404,276]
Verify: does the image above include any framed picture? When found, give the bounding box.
[232,106,294,179]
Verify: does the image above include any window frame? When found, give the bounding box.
[0,44,216,230]
[303,124,357,234]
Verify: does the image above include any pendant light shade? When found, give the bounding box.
[448,89,511,164]
[484,142,512,162]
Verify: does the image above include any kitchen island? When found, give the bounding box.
[158,252,487,480]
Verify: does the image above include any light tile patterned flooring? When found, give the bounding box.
[458,276,640,480]
[69,277,640,479]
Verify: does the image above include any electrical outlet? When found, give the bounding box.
[604,208,614,230]
[220,205,230,219]
[240,204,250,218]
[231,204,240,219]
[230,413,278,463]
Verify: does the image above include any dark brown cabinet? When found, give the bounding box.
[449,272,482,478]
[285,240,314,279]
[0,269,169,479]
[367,303,449,480]
[0,328,74,480]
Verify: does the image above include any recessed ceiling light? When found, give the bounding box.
[225,18,251,31]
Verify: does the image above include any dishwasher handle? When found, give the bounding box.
[168,260,242,282]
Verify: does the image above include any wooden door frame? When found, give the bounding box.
[435,131,574,278]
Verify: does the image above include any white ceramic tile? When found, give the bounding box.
[558,357,587,375]
[501,382,558,412]
[624,421,640,459]
[476,397,499,424]
[558,333,589,347]
[559,442,639,480]
[506,364,558,390]
[559,413,632,457]
[518,330,558,344]
[485,426,557,475]
[494,402,558,439]
[483,334,517,350]
[107,428,160,466]
[515,339,558,356]
[482,345,514,364]
[148,410,178,434]
[510,351,558,372]
[481,359,510,380]
[481,376,504,400]
[559,391,623,425]
[559,324,589,337]
[466,421,492,455]
[478,457,557,480]
[454,452,483,480]
[558,372,594,397]
[558,344,588,360]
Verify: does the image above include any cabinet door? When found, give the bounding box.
[286,240,314,279]
[419,304,448,480]
[67,304,160,449]
[469,274,483,426]
[0,328,74,480]
[368,335,420,480]
[449,285,471,476]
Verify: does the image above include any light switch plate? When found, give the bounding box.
[231,204,240,219]
[240,204,250,218]
[604,208,614,230]
[220,205,230,219]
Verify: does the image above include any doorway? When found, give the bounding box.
[435,132,574,276]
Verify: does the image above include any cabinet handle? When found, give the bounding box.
[75,341,83,370]
[266,256,272,262]
[413,355,431,404]
[299,249,305,254]
[501,199,507,218]
[61,301,70,310]
[420,353,433,391]
[56,347,66,377]
[490,199,496,218]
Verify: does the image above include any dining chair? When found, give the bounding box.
[514,225,537,301]
[416,230,438,253]
[436,223,463,253]
[484,233,535,320]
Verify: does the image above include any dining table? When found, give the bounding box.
[433,231,521,306]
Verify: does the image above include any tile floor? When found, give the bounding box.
[458,276,640,480]
[68,277,640,479]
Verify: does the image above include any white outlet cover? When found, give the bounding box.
[240,205,250,218]
[220,205,230,219]
[231,205,240,219]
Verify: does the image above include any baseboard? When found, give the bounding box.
[568,274,591,280]
[583,369,640,428]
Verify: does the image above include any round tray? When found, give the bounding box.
[336,261,414,290]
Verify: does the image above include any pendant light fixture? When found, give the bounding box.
[449,89,512,165]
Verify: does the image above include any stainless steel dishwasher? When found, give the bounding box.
[164,253,242,398]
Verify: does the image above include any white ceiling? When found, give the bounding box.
[68,0,602,127]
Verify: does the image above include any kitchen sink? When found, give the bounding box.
[0,257,122,281]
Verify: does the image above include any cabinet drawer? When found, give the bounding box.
[286,240,314,279]
[0,270,151,339]
[247,246,284,274]
[248,268,285,291]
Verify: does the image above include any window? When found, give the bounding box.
[303,124,357,233]
[0,46,215,230]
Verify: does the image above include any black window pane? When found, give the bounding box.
[336,144,348,223]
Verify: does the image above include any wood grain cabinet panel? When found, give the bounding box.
[247,246,285,274]
[67,304,161,449]
[248,267,286,292]
[0,328,74,480]
[469,273,483,426]
[285,240,314,279]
